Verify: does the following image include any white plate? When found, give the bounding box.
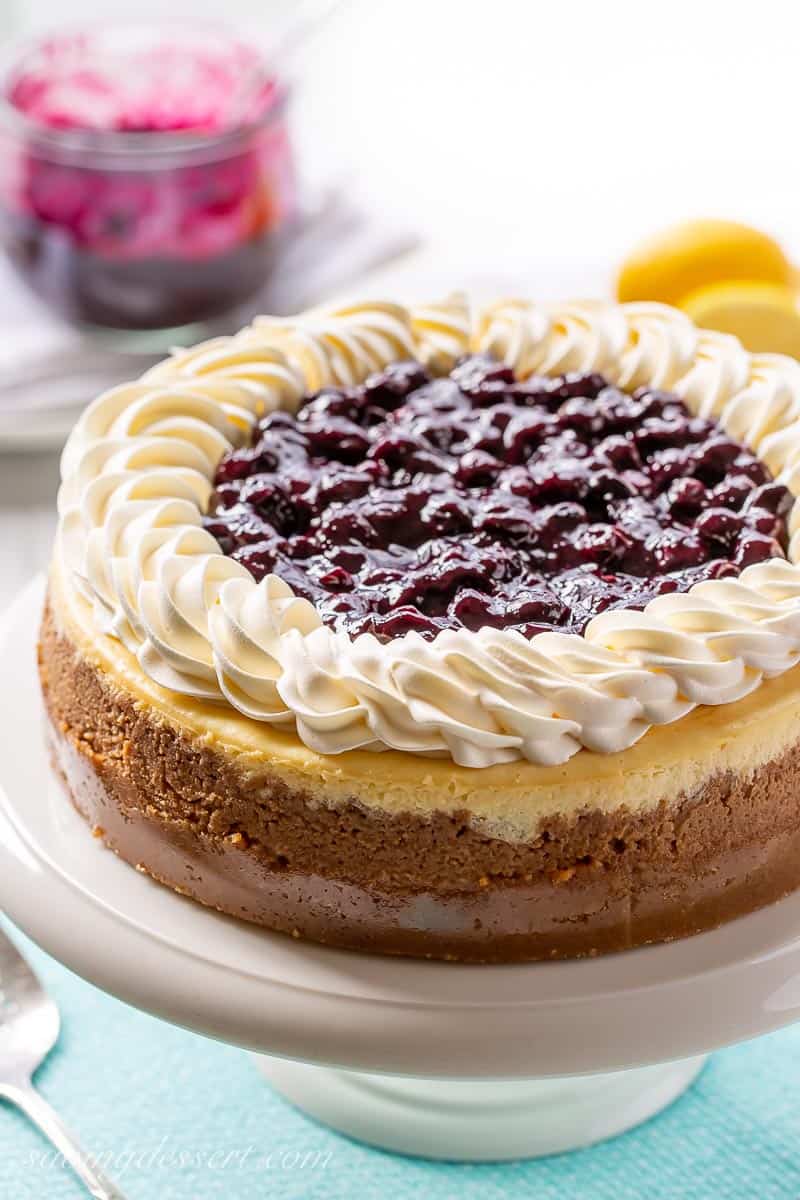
[3,576,800,1083]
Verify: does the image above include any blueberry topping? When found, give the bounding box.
[206,357,791,640]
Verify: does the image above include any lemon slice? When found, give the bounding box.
[681,280,800,357]
[616,219,793,306]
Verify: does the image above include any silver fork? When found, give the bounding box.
[0,925,128,1199]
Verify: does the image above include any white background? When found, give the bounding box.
[6,0,800,270]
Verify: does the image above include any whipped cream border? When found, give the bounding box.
[56,294,800,768]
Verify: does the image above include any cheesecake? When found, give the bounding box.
[40,294,800,960]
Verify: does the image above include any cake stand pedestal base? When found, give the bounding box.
[254,1054,708,1160]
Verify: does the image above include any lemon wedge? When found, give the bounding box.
[681,280,800,357]
[616,219,793,307]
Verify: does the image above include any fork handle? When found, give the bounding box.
[0,1079,129,1199]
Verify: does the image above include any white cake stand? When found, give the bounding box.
[3,579,800,1161]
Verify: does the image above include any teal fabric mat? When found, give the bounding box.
[2,920,799,1200]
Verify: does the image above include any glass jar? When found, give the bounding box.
[0,23,297,331]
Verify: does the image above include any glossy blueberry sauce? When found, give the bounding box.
[206,356,792,640]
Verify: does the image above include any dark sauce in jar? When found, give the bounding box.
[0,26,296,329]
